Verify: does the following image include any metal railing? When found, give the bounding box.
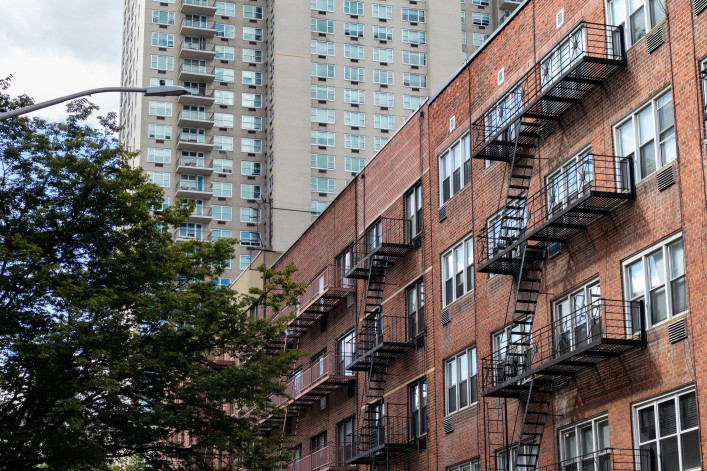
[181,64,214,75]
[182,18,213,29]
[179,134,211,145]
[271,354,353,408]
[181,40,214,53]
[357,315,411,353]
[180,110,214,122]
[477,154,633,266]
[184,0,210,5]
[351,406,411,457]
[535,448,654,471]
[349,217,412,266]
[286,443,356,471]
[176,181,210,192]
[179,156,209,168]
[482,299,644,392]
[298,265,354,312]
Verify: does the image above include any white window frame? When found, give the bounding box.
[147,171,170,188]
[607,0,667,48]
[403,95,425,110]
[239,231,261,247]
[345,156,366,173]
[148,123,172,140]
[402,8,426,23]
[373,47,394,63]
[344,44,364,59]
[374,92,394,108]
[240,184,262,200]
[374,136,389,151]
[373,26,393,41]
[213,158,233,174]
[553,280,602,357]
[240,207,261,223]
[374,114,395,130]
[402,29,426,45]
[344,111,366,127]
[344,134,365,150]
[311,153,336,170]
[445,346,477,415]
[441,233,474,307]
[147,147,172,163]
[403,73,427,88]
[311,0,334,12]
[311,131,336,147]
[311,177,336,193]
[559,415,610,470]
[343,0,364,16]
[240,161,261,176]
[212,182,233,198]
[447,460,480,471]
[402,51,427,66]
[439,133,471,204]
[344,89,365,104]
[372,4,392,19]
[344,66,365,82]
[472,12,490,26]
[243,26,263,41]
[312,40,336,56]
[344,22,364,38]
[243,5,263,19]
[310,18,335,34]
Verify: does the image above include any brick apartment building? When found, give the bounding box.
[250,0,707,469]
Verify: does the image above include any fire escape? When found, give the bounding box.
[344,218,416,469]
[471,22,641,470]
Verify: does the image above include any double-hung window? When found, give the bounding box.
[240,231,261,247]
[344,66,365,82]
[311,0,334,12]
[344,23,364,38]
[149,101,172,117]
[345,134,365,150]
[344,89,365,104]
[148,123,172,140]
[240,161,260,176]
[179,223,202,240]
[404,95,425,110]
[241,184,261,199]
[311,108,335,124]
[311,18,334,34]
[242,49,262,63]
[215,23,235,38]
[540,26,585,89]
[214,90,234,106]
[615,90,675,180]
[336,245,354,285]
[406,279,425,338]
[243,27,263,41]
[403,73,427,88]
[344,44,364,59]
[497,444,539,471]
[553,281,601,357]
[243,5,263,19]
[311,131,335,147]
[211,229,232,241]
[607,0,666,47]
[345,157,365,173]
[150,55,173,71]
[312,62,335,79]
[215,67,234,82]
[484,85,523,142]
[240,255,253,270]
[344,1,364,15]
[313,40,336,56]
[312,153,336,170]
[402,8,425,23]
[335,330,355,375]
[624,233,686,331]
[403,51,427,66]
[213,135,233,151]
[241,71,262,86]
[402,29,426,44]
[374,114,394,130]
[373,26,393,41]
[241,115,262,130]
[374,137,389,151]
[337,417,355,465]
[311,177,336,193]
[492,319,532,384]
[442,234,474,306]
[147,148,171,163]
[216,2,235,16]
[559,416,610,471]
[212,182,232,198]
[405,183,423,239]
[448,460,480,471]
[242,93,262,108]
[445,347,477,415]
[311,85,335,101]
[374,92,394,107]
[212,205,232,221]
[215,45,235,61]
[473,33,490,46]
[373,47,394,63]
[240,138,261,153]
[472,12,490,26]
[373,70,394,85]
[240,207,260,223]
[439,134,471,204]
[151,32,174,47]
[372,4,392,19]
[311,201,330,216]
[409,379,428,438]
[546,148,594,217]
[213,158,233,174]
[147,171,170,188]
[702,60,707,130]
[344,111,365,127]
[152,10,175,25]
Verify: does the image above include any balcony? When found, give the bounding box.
[177,134,214,152]
[268,266,355,350]
[536,448,653,471]
[176,156,213,175]
[181,0,217,16]
[347,315,414,372]
[481,299,645,398]
[179,64,216,82]
[178,110,215,128]
[180,41,216,60]
[175,182,213,199]
[499,0,522,10]
[178,89,215,106]
[345,218,413,279]
[477,154,634,274]
[286,443,356,471]
[188,205,212,223]
[347,405,415,465]
[174,228,203,242]
[471,22,626,162]
[180,18,217,37]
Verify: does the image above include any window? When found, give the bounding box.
[241,161,261,176]
[439,134,471,203]
[311,0,334,11]
[212,205,232,221]
[179,174,205,191]
[409,379,428,438]
[497,444,539,471]
[240,207,260,223]
[149,101,172,117]
[212,182,233,198]
[311,108,336,124]
[312,40,336,56]
[311,85,335,101]
[239,255,253,270]
[345,157,365,173]
[472,0,489,4]
[344,66,365,82]
[344,23,364,38]
[184,14,208,28]
[402,8,426,23]
[374,136,389,151]
[311,62,335,79]
[373,47,394,63]
[448,460,480,471]
[211,229,232,241]
[615,90,675,180]
[311,200,330,216]
[337,417,355,465]
[150,55,173,71]
[374,114,395,130]
[553,281,601,356]
[147,147,171,163]
[403,95,425,110]
[442,234,474,306]
[406,183,423,239]
[180,127,205,144]
[214,90,234,105]
[152,10,175,25]
[559,416,610,471]
[213,45,234,61]
[473,33,490,46]
[149,78,174,86]
[702,60,707,130]
[312,153,336,170]
[151,32,174,48]
[634,388,698,471]
[373,70,394,85]
[311,131,336,147]
[462,31,467,45]
[243,27,263,41]
[311,18,334,34]
[344,1,364,15]
[148,123,172,140]
[374,92,394,107]
[402,29,426,44]
[344,44,364,59]
[158,196,170,211]
[546,149,595,216]
[373,26,393,41]
[402,51,427,66]
[461,11,466,24]
[214,277,231,288]
[215,24,235,38]
[311,177,336,193]
[216,2,235,16]
[147,171,170,188]
[403,73,427,88]
[242,93,262,108]
[310,431,326,452]
[472,12,490,26]
[179,223,202,240]
[344,111,365,127]
[213,159,233,174]
[345,134,365,150]
[371,3,391,19]
[336,330,355,374]
[241,184,262,199]
[240,138,262,153]
[540,26,586,90]
[625,234,686,331]
[407,279,425,338]
[608,0,666,47]
[180,151,205,169]
[344,89,365,104]
[243,5,263,19]
[211,135,232,151]
[241,115,262,131]
[445,347,477,414]
[213,113,234,128]
[215,67,235,83]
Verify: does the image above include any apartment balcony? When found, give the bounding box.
[471,22,626,162]
[481,299,645,398]
[345,218,413,279]
[174,228,204,242]
[179,64,216,82]
[176,156,213,175]
[180,18,217,37]
[188,206,212,224]
[179,41,217,60]
[477,154,635,275]
[181,0,217,16]
[347,405,415,465]
[178,89,215,106]
[178,110,215,128]
[499,0,522,10]
[285,443,356,471]
[268,266,355,350]
[177,134,214,152]
[175,182,213,199]
[536,448,653,471]
[346,315,414,373]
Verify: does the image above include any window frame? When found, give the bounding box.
[439,133,471,205]
[445,347,478,416]
[558,415,611,470]
[406,278,425,339]
[441,233,474,307]
[409,378,428,438]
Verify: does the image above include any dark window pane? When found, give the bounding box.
[680,430,700,469]
[679,393,698,430]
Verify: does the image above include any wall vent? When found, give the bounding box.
[449,115,456,132]
[646,25,665,54]
[438,205,448,222]
[443,416,454,434]
[541,122,555,139]
[668,317,688,344]
[556,9,564,28]
[497,68,505,86]
[441,308,451,325]
[696,0,707,15]
[555,377,570,389]
[320,397,327,410]
[656,164,675,191]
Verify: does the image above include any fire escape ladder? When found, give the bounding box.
[514,378,554,470]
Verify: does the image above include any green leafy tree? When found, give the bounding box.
[0,78,304,470]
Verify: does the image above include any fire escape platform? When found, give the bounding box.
[346,340,415,372]
[344,218,414,279]
[344,245,412,280]
[346,442,416,465]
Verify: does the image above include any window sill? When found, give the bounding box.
[442,289,475,311]
[646,311,688,333]
[635,159,678,187]
[445,401,479,419]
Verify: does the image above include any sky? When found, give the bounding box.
[0,1,123,124]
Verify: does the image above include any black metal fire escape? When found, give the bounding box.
[472,22,629,471]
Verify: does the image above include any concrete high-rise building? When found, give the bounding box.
[119,0,517,281]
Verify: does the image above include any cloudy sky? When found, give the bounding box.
[0,1,123,123]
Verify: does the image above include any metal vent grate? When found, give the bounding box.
[438,205,448,222]
[541,121,555,139]
[443,416,454,434]
[697,0,707,15]
[441,308,451,325]
[656,165,676,191]
[555,377,569,390]
[646,25,665,54]
[668,317,688,343]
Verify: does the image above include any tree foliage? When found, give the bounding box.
[0,78,304,470]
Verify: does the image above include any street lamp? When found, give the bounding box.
[0,85,189,120]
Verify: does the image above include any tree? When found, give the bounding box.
[0,78,304,470]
